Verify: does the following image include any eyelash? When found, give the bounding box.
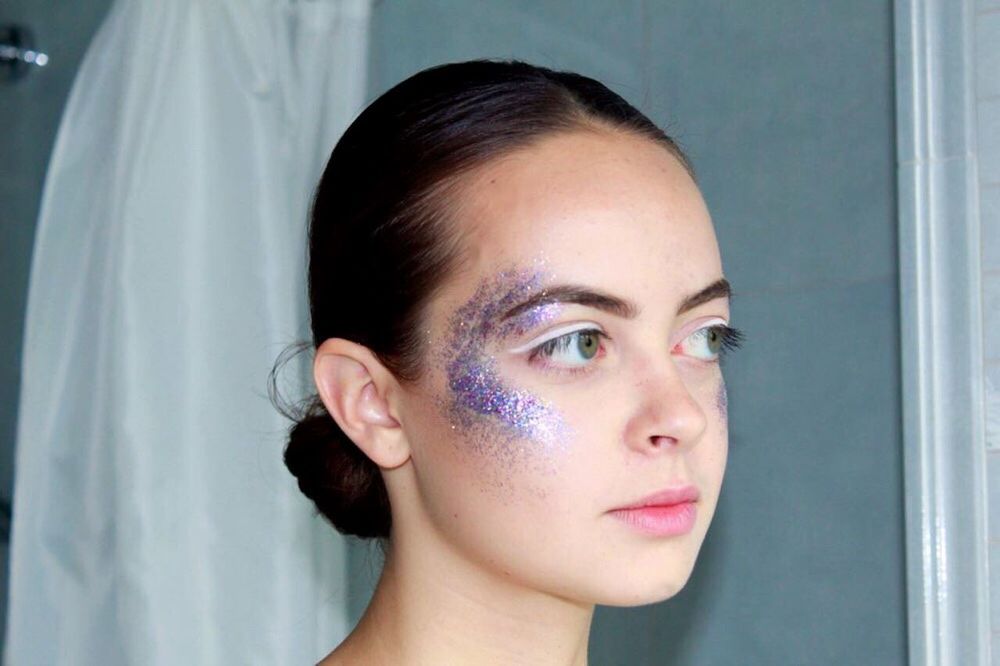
[526,324,745,376]
[683,324,745,359]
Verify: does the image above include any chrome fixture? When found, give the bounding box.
[1,25,49,82]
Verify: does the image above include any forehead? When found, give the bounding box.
[441,128,721,314]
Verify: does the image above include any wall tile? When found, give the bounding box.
[981,100,1000,185]
[977,11,1000,99]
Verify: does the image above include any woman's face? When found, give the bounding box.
[393,127,731,606]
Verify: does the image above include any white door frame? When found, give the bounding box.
[895,0,990,663]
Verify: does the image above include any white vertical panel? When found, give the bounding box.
[895,0,990,663]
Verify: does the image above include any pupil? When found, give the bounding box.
[708,328,721,352]
[578,332,598,359]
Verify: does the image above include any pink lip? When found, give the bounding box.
[608,485,700,536]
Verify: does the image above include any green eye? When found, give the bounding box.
[577,331,600,359]
[682,324,744,361]
[705,327,722,355]
[530,328,606,368]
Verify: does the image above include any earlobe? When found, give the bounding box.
[313,338,410,469]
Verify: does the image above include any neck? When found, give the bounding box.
[328,527,595,665]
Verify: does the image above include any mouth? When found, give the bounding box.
[608,485,700,536]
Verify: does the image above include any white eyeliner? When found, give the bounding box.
[506,322,603,355]
[690,317,729,332]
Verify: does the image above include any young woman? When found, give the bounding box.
[272,58,741,665]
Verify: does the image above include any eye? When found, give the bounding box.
[526,327,607,370]
[675,323,744,362]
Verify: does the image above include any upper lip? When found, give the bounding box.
[612,485,700,510]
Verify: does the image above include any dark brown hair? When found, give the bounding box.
[269,58,692,544]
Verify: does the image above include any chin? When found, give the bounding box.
[583,560,698,608]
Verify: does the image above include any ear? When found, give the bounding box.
[313,338,410,469]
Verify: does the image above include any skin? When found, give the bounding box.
[313,126,730,665]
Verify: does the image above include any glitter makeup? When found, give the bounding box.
[716,378,728,422]
[434,262,572,477]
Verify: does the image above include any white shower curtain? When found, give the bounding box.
[4,0,370,662]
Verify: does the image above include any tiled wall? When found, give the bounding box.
[979,1,1000,661]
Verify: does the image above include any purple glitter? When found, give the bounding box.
[716,378,728,421]
[435,264,570,468]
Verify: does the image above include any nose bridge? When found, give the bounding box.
[625,347,708,451]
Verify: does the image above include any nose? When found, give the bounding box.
[624,357,708,453]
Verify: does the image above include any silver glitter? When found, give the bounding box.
[434,262,571,477]
[716,378,728,421]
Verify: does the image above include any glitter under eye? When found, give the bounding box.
[716,378,728,421]
[435,263,571,468]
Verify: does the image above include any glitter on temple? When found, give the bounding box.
[437,263,571,468]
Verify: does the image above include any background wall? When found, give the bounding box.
[349,2,907,664]
[0,0,113,647]
[976,0,1000,661]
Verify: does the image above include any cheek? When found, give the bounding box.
[441,349,569,460]
[427,355,575,502]
[687,368,727,432]
[407,377,594,573]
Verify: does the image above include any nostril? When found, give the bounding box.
[650,435,675,448]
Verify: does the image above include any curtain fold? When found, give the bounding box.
[5,0,371,662]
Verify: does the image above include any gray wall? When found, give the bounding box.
[352,2,907,664]
[0,0,113,649]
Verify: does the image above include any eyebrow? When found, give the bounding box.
[678,277,732,314]
[500,277,732,322]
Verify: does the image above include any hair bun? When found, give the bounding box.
[283,400,391,539]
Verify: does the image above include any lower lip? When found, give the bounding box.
[609,502,698,536]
